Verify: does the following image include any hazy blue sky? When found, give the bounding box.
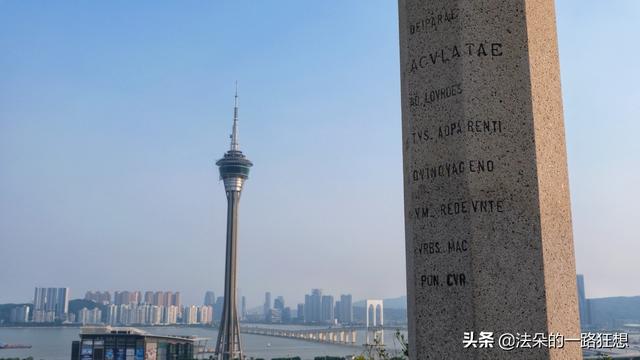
[0,1,638,307]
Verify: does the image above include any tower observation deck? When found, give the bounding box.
[214,85,252,360]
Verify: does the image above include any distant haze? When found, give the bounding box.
[1,1,639,307]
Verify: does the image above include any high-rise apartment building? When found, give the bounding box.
[321,295,334,323]
[45,288,58,313]
[114,291,124,305]
[154,291,165,307]
[304,289,322,323]
[268,308,281,323]
[263,292,272,321]
[106,305,118,325]
[304,295,311,323]
[32,287,69,322]
[199,305,213,325]
[114,291,138,305]
[108,290,180,307]
[205,291,216,306]
[144,291,154,304]
[116,305,129,324]
[282,307,292,323]
[149,306,162,325]
[33,288,46,312]
[339,294,353,324]
[274,296,285,314]
[85,291,111,304]
[9,305,30,323]
[577,274,590,327]
[134,306,146,324]
[213,296,224,322]
[164,305,179,325]
[297,303,305,322]
[183,305,198,325]
[132,291,141,305]
[77,307,102,325]
[172,292,181,308]
[241,296,246,321]
[56,288,70,319]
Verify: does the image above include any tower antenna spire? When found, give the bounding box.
[230,81,240,151]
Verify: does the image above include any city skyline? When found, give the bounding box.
[1,1,639,307]
[0,274,605,329]
[4,285,393,312]
[3,285,389,327]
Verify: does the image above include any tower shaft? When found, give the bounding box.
[215,190,243,360]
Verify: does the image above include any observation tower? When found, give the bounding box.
[214,85,252,360]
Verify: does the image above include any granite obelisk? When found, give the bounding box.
[399,1,581,358]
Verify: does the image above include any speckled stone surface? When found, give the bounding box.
[398,1,581,359]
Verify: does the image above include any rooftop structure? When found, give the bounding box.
[71,326,198,360]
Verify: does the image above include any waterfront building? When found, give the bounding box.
[78,307,102,325]
[57,288,70,320]
[46,288,58,313]
[33,288,46,312]
[106,305,118,325]
[9,305,30,323]
[199,305,213,325]
[164,305,179,325]
[150,306,162,325]
[70,326,195,360]
[116,304,129,325]
[134,305,147,325]
[183,305,198,325]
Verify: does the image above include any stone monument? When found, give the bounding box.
[398,1,581,358]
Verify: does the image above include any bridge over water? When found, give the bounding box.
[239,325,407,347]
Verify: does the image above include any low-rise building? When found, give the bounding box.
[71,326,196,360]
